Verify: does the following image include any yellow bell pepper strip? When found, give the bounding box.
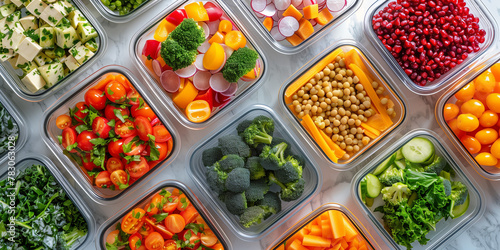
[315,8,334,26]
[218,19,232,33]
[283,5,303,21]
[184,2,209,22]
[208,31,225,44]
[172,79,199,109]
[154,19,175,42]
[186,100,211,123]
[303,4,319,19]
[225,30,247,50]
[263,17,273,31]
[203,43,225,70]
[302,114,338,162]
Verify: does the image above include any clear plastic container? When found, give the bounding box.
[268,203,383,250]
[0,90,28,166]
[96,180,231,249]
[436,52,500,180]
[352,129,485,249]
[234,0,361,54]
[41,65,180,204]
[187,104,322,241]
[0,0,108,102]
[86,0,162,23]
[279,41,406,170]
[130,0,268,130]
[0,154,96,250]
[364,0,497,95]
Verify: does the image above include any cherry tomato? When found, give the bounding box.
[475,71,496,93]
[150,142,169,162]
[115,74,132,92]
[74,102,88,123]
[177,194,191,211]
[95,171,112,188]
[82,153,97,171]
[127,89,142,105]
[94,74,116,91]
[105,105,130,121]
[457,114,479,132]
[76,131,97,151]
[490,139,500,159]
[212,243,224,250]
[474,90,489,105]
[181,229,201,250]
[116,120,137,138]
[131,103,157,121]
[443,103,459,121]
[475,128,498,145]
[144,193,163,216]
[108,138,126,158]
[105,81,127,103]
[164,214,185,234]
[475,152,498,166]
[110,169,128,187]
[92,117,111,139]
[479,110,499,128]
[486,93,500,113]
[124,136,146,156]
[162,195,179,213]
[135,116,153,141]
[186,100,211,123]
[145,218,174,239]
[126,157,149,179]
[61,127,78,152]
[129,233,143,250]
[153,126,172,143]
[491,63,500,80]
[85,89,106,110]
[139,222,155,238]
[460,99,485,118]
[201,229,218,247]
[56,115,72,129]
[460,135,482,154]
[144,232,164,250]
[106,157,124,173]
[106,230,120,245]
[121,208,146,234]
[455,82,475,101]
[163,240,179,250]
[180,205,199,224]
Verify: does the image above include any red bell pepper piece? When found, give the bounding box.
[166,9,187,26]
[204,2,223,22]
[194,88,214,110]
[142,40,160,59]
[213,92,231,108]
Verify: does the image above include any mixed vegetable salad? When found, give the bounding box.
[201,115,306,228]
[140,0,262,123]
[0,0,99,93]
[105,187,225,250]
[0,163,88,249]
[0,102,19,156]
[359,137,469,249]
[55,72,174,191]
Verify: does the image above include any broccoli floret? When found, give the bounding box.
[381,182,412,206]
[424,156,446,175]
[225,168,251,193]
[237,119,253,137]
[206,165,228,194]
[168,18,205,51]
[160,39,198,71]
[269,173,305,201]
[218,154,245,172]
[202,147,223,167]
[270,137,292,156]
[252,115,275,134]
[259,143,288,170]
[378,165,404,186]
[449,181,468,206]
[245,179,270,203]
[245,156,266,180]
[239,206,266,228]
[224,192,247,215]
[218,135,251,158]
[290,154,306,167]
[274,156,303,183]
[256,192,281,219]
[222,47,259,82]
[243,123,273,148]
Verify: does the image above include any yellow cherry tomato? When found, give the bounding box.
[444,103,459,121]
[461,135,482,154]
[203,42,225,70]
[475,71,496,93]
[448,118,466,138]
[491,63,500,80]
[486,93,500,113]
[490,139,500,159]
[479,110,499,127]
[475,128,498,145]
[225,30,247,50]
[475,152,498,166]
[186,100,211,123]
[454,82,475,101]
[457,114,479,132]
[460,99,485,118]
[218,20,232,33]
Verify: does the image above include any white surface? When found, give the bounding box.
[1,0,500,249]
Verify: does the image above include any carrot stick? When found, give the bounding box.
[319,129,346,159]
[363,129,378,139]
[302,115,338,162]
[360,122,381,136]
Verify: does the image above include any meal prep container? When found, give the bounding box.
[0,0,108,102]
[86,0,162,23]
[436,52,500,180]
[130,0,268,130]
[268,203,382,250]
[0,154,96,250]
[235,0,361,54]
[96,180,231,249]
[365,0,497,95]
[352,129,485,249]
[41,65,180,203]
[188,104,322,241]
[0,90,28,166]
[279,41,406,170]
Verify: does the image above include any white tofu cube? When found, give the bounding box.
[19,15,38,30]
[39,25,55,48]
[33,52,52,67]
[68,10,85,29]
[5,11,21,30]
[55,23,78,48]
[0,48,15,62]
[26,0,48,17]
[15,54,37,73]
[6,54,18,69]
[53,1,69,16]
[17,37,42,61]
[84,40,98,52]
[40,4,64,26]
[38,62,64,87]
[21,69,47,93]
[2,27,26,50]
[63,54,79,72]
[76,21,97,43]
[10,0,23,7]
[0,17,7,32]
[0,3,16,18]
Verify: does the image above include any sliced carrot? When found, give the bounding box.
[344,49,374,84]
[303,235,331,248]
[310,225,322,236]
[307,247,327,250]
[365,114,391,132]
[283,4,303,21]
[342,216,359,242]
[263,17,274,31]
[363,129,378,139]
[339,239,348,249]
[358,243,368,250]
[320,212,330,221]
[315,8,334,26]
[276,244,285,250]
[360,123,381,137]
[328,210,345,239]
[331,244,342,250]
[348,238,359,247]
[319,129,346,159]
[289,239,309,250]
[302,114,338,162]
[321,219,333,239]
[286,33,304,46]
[303,4,319,19]
[296,19,314,40]
[331,238,342,247]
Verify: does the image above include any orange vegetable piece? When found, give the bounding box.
[93,73,115,90]
[490,138,500,159]
[225,30,247,50]
[475,71,496,93]
[443,103,459,121]
[344,49,374,84]
[275,244,285,250]
[184,2,209,21]
[203,43,225,70]
[286,34,304,46]
[491,63,500,80]
[476,152,498,166]
[461,135,482,154]
[302,235,331,248]
[448,118,466,138]
[172,80,199,109]
[456,113,479,132]
[331,244,342,250]
[339,238,348,249]
[243,65,259,79]
[486,93,500,113]
[157,56,167,67]
[302,114,338,162]
[186,100,211,123]
[342,216,358,242]
[209,31,225,44]
[328,210,345,239]
[296,19,314,40]
[365,114,391,132]
[218,19,232,33]
[455,82,475,101]
[289,239,309,250]
[319,129,345,159]
[479,110,499,127]
[263,17,274,31]
[363,129,378,139]
[461,99,485,118]
[321,219,333,239]
[315,8,334,26]
[283,4,303,21]
[286,228,309,249]
[303,4,319,19]
[360,123,381,137]
[310,225,322,236]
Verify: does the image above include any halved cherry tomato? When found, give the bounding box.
[212,243,224,250]
[82,153,97,171]
[145,218,174,239]
[162,195,179,213]
[116,120,137,138]
[166,9,187,26]
[61,127,77,152]
[92,117,111,139]
[108,138,125,158]
[76,131,97,151]
[152,142,169,162]
[145,193,164,216]
[153,126,172,143]
[74,102,88,123]
[115,74,132,92]
[145,232,164,250]
[150,117,161,126]
[106,230,120,245]
[124,137,146,156]
[148,160,161,169]
[201,229,218,247]
[181,229,201,250]
[135,116,153,141]
[177,194,191,211]
[128,89,142,105]
[106,157,124,173]
[122,208,146,234]
[129,233,143,250]
[163,240,179,250]
[139,222,155,238]
[164,214,185,234]
[186,100,211,123]
[180,205,199,224]
[110,169,128,188]
[106,81,127,103]
[85,89,106,110]
[95,171,112,188]
[105,105,130,121]
[131,103,157,121]
[56,115,72,129]
[126,157,149,179]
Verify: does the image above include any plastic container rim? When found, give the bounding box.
[0,90,29,166]
[85,0,162,23]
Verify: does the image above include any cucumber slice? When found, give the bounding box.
[394,160,406,169]
[373,154,396,176]
[451,194,470,218]
[395,148,404,160]
[402,137,435,164]
[422,153,436,166]
[361,174,383,198]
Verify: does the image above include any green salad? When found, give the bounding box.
[0,102,19,156]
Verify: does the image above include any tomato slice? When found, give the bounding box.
[92,116,111,139]
[121,208,146,234]
[164,214,185,234]
[131,103,157,121]
[212,243,224,250]
[106,157,124,173]
[200,229,218,247]
[82,153,97,171]
[95,171,112,188]
[115,119,137,138]
[145,232,164,250]
[76,131,98,151]
[127,88,142,105]
[135,116,153,141]
[162,195,179,213]
[180,205,199,224]
[105,81,127,103]
[129,233,143,250]
[154,142,169,161]
[56,115,72,130]
[85,89,106,110]
[177,194,191,211]
[126,157,149,179]
[139,222,154,238]
[108,138,125,158]
[153,125,172,143]
[74,102,88,123]
[145,217,174,239]
[163,240,179,250]
[110,170,128,188]
[105,105,130,121]
[181,229,201,250]
[106,230,120,245]
[61,127,77,153]
[123,136,146,156]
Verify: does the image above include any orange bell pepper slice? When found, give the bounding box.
[218,19,232,33]
[225,30,246,50]
[208,31,225,44]
[303,4,319,19]
[186,100,211,123]
[203,43,225,70]
[263,17,273,31]
[184,2,209,21]
[173,80,199,109]
[283,4,303,21]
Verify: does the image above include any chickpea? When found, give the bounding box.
[295,105,302,113]
[380,97,388,105]
[328,63,334,69]
[325,127,333,134]
[331,134,339,141]
[364,110,372,117]
[319,97,325,102]
[353,76,359,84]
[339,59,345,67]
[350,128,357,134]
[311,105,318,114]
[350,95,357,103]
[335,56,341,62]
[348,118,355,126]
[315,73,321,80]
[306,83,313,89]
[298,111,304,118]
[344,100,351,107]
[363,101,371,108]
[341,117,348,124]
[333,119,341,127]
[311,95,318,102]
[305,103,311,110]
[303,94,310,100]
[333,127,339,134]
[346,146,353,152]
[344,88,351,96]
[318,89,325,97]
[353,145,360,152]
[326,92,333,98]
[339,108,346,116]
[387,108,394,115]
[362,136,370,145]
[372,81,379,89]
[345,137,353,145]
[340,142,346,149]
[335,74,343,81]
[351,105,359,112]
[342,154,350,160]
[356,133,363,140]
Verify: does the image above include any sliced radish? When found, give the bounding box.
[278,16,299,37]
[221,44,234,58]
[210,73,231,92]
[221,82,238,96]
[296,2,304,9]
[271,26,286,41]
[310,19,317,26]
[251,0,267,12]
[175,64,197,78]
[207,20,220,35]
[274,0,291,11]
[161,70,181,93]
[152,59,163,77]
[194,54,207,71]
[257,3,277,17]
[214,92,232,108]
[199,22,210,39]
[327,0,346,12]
[302,0,317,6]
[318,3,326,11]
[266,0,272,4]
[291,0,303,7]
[209,53,227,74]
[317,0,326,5]
[193,71,212,91]
[272,11,280,22]
[255,12,265,18]
[198,40,211,53]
